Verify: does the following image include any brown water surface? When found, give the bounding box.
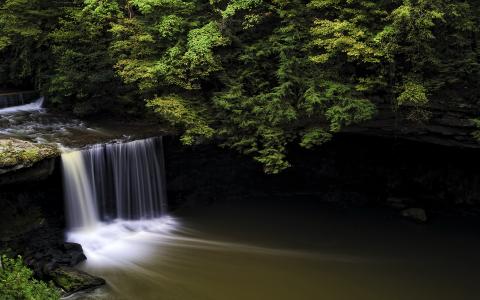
[69,197,480,300]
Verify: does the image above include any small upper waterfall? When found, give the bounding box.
[0,92,25,108]
[61,137,168,231]
[0,91,39,107]
[0,97,44,115]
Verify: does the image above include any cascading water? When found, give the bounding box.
[0,97,44,115]
[61,137,175,263]
[0,92,25,108]
[62,137,168,230]
[62,150,100,230]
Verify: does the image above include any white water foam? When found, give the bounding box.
[0,97,44,115]
[67,217,178,267]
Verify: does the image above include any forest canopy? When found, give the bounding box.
[0,0,478,173]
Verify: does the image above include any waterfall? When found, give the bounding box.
[0,97,44,115]
[0,91,39,108]
[62,151,100,230]
[0,93,25,108]
[61,137,168,231]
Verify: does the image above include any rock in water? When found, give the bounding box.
[401,208,428,223]
[50,266,106,294]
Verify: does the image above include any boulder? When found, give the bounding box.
[22,240,87,278]
[401,208,428,223]
[50,266,106,294]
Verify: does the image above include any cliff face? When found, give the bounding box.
[348,100,480,149]
[164,134,480,214]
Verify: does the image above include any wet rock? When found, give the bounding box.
[2,221,88,279]
[0,158,56,186]
[23,240,88,278]
[50,266,106,294]
[401,208,428,223]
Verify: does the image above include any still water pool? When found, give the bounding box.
[67,197,480,300]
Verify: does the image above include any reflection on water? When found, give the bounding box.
[67,199,480,300]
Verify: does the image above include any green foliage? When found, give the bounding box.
[47,2,122,114]
[0,255,60,300]
[0,0,59,86]
[396,80,431,122]
[0,0,479,172]
[300,128,332,149]
[220,0,263,19]
[184,22,229,79]
[472,119,480,141]
[146,95,214,144]
[310,19,382,64]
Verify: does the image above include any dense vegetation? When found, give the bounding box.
[0,255,60,300]
[0,0,478,173]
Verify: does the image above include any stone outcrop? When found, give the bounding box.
[50,266,105,295]
[0,139,60,185]
[164,134,480,214]
[0,139,59,170]
[347,102,480,149]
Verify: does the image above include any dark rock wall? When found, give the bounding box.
[0,157,56,186]
[347,102,480,149]
[0,158,73,278]
[0,157,64,241]
[164,134,480,215]
[0,158,104,293]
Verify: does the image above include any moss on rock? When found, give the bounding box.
[0,139,60,171]
[50,266,105,294]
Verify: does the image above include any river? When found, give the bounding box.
[67,197,480,300]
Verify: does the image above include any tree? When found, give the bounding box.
[0,0,478,172]
[0,0,59,88]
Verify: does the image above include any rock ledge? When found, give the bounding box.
[0,139,59,173]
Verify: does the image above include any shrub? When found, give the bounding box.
[0,255,60,300]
